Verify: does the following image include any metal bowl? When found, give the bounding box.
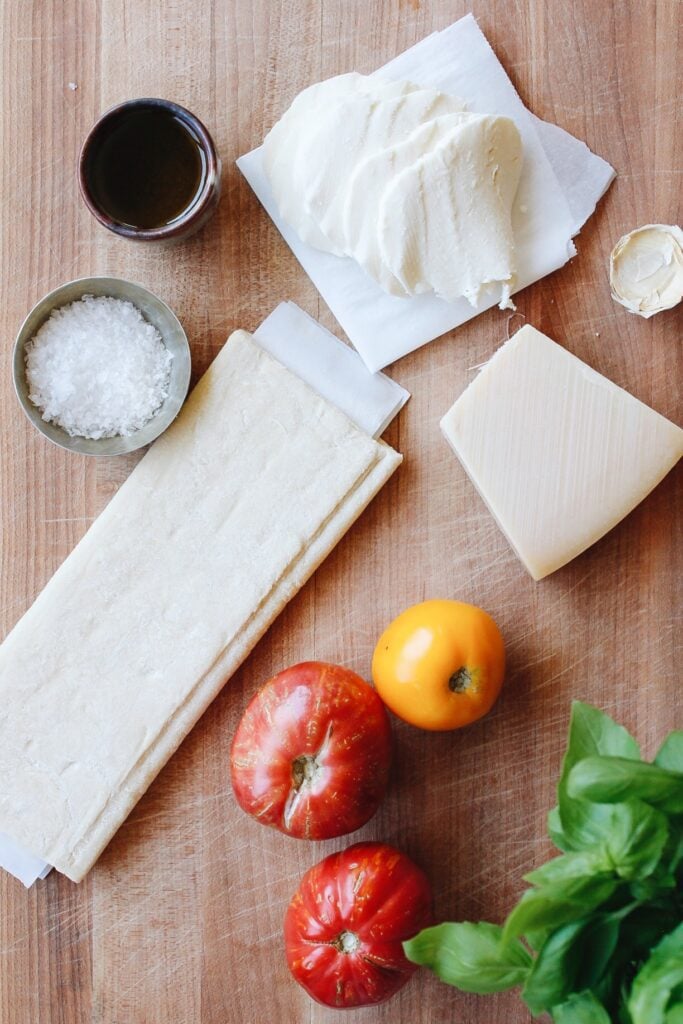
[13,276,191,456]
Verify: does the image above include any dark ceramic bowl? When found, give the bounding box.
[78,98,221,242]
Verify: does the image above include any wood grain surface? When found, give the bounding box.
[0,2,680,1022]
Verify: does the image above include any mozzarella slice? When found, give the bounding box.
[263,75,423,255]
[305,85,467,253]
[378,114,522,306]
[342,113,473,294]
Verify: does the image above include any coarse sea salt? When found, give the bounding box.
[25,295,173,439]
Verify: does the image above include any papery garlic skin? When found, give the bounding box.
[610,224,683,318]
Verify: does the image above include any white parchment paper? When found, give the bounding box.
[254,302,408,437]
[0,831,51,887]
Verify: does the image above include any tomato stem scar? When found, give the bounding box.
[334,930,360,954]
[448,667,471,693]
[292,754,319,789]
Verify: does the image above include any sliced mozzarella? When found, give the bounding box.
[263,75,422,255]
[306,85,467,253]
[342,113,473,294]
[377,114,522,306]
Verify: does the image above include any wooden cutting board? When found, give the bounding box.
[0,2,680,1022]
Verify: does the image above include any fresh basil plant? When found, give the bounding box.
[404,702,683,1022]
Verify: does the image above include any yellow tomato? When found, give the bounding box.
[371,600,505,731]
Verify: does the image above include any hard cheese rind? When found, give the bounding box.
[441,325,683,580]
[0,330,401,881]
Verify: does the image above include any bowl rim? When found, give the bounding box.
[13,275,192,457]
[78,97,221,241]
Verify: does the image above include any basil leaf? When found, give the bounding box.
[522,919,586,1013]
[524,926,553,952]
[548,805,572,853]
[628,924,683,1024]
[665,829,683,876]
[523,903,635,1015]
[592,902,675,1014]
[552,990,612,1023]
[521,850,618,948]
[604,799,670,880]
[524,850,611,887]
[553,703,640,852]
[502,873,619,945]
[575,904,636,992]
[666,985,683,1024]
[403,922,531,994]
[656,732,683,773]
[616,904,680,965]
[569,757,683,814]
[629,875,676,902]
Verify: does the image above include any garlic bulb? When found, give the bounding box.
[610,224,683,318]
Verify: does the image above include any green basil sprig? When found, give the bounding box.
[403,703,683,1021]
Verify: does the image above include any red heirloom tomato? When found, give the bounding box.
[284,842,433,1008]
[230,662,392,840]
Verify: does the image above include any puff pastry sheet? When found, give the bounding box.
[0,330,401,880]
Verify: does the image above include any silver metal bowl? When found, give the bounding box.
[13,276,191,456]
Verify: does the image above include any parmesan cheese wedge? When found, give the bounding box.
[441,325,683,580]
[0,330,401,881]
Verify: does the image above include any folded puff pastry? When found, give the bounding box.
[0,330,401,881]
